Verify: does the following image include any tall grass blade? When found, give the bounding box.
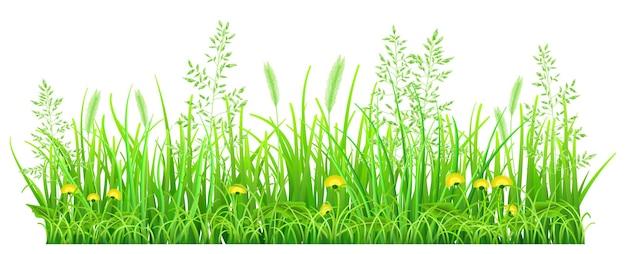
[494,107,509,143]
[10,138,46,206]
[578,153,616,203]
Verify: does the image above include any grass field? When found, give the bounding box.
[11,21,615,244]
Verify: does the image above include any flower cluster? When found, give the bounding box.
[445,173,517,217]
[60,183,122,202]
[444,173,513,190]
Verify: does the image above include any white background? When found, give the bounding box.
[1,0,624,253]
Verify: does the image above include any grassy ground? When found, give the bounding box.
[11,21,615,244]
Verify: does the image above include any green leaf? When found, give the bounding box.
[579,153,616,203]
[420,202,458,217]
[27,204,55,221]
[431,29,439,42]
[530,201,565,219]
[354,217,393,232]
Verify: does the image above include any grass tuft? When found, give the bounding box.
[11,22,614,244]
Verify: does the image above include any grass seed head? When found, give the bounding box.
[325,55,345,113]
[263,62,280,106]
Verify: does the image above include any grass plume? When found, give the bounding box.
[263,62,280,107]
[84,89,101,134]
[325,55,345,114]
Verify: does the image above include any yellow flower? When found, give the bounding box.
[324,175,346,189]
[445,173,465,188]
[228,184,247,195]
[61,184,78,195]
[87,193,101,202]
[106,189,122,200]
[492,175,513,189]
[320,203,332,216]
[473,179,490,190]
[505,204,518,217]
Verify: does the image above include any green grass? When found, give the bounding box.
[11,21,615,244]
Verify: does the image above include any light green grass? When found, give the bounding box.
[11,21,615,244]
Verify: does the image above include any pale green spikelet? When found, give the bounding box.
[263,62,280,107]
[325,55,345,113]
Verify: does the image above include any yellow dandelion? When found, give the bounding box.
[320,203,332,216]
[86,193,101,202]
[106,189,122,200]
[505,204,518,217]
[61,184,78,195]
[492,175,513,189]
[473,179,490,190]
[324,175,346,189]
[445,173,465,188]
[228,184,247,195]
